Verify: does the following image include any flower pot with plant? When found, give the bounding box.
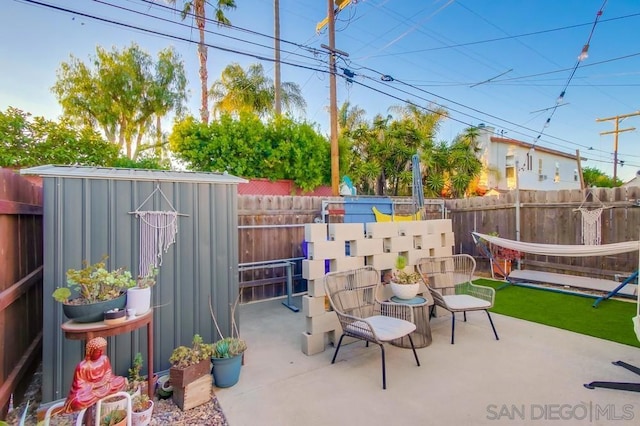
[486,233,523,278]
[52,256,136,323]
[209,295,247,388]
[131,394,154,426]
[126,266,157,316]
[169,334,213,388]
[389,255,422,300]
[210,337,247,388]
[100,408,127,426]
[101,352,145,415]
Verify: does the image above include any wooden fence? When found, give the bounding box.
[0,169,43,417]
[447,186,640,279]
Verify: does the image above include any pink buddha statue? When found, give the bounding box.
[62,337,127,413]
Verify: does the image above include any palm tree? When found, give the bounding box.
[210,63,306,119]
[168,0,236,124]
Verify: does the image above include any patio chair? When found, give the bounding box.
[417,254,499,344]
[324,266,421,389]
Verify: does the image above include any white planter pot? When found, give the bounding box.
[100,387,140,415]
[390,282,420,300]
[132,399,154,426]
[126,287,151,316]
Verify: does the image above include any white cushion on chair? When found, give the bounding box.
[443,294,491,310]
[346,315,416,341]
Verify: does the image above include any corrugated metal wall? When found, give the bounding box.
[41,176,240,402]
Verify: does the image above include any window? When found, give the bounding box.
[554,162,560,183]
[538,159,543,176]
[526,151,533,171]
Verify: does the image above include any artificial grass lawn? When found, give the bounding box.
[474,278,640,348]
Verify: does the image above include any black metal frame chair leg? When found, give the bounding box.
[331,334,346,364]
[486,310,499,340]
[451,312,456,344]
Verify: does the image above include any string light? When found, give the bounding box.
[578,44,590,61]
[530,2,606,150]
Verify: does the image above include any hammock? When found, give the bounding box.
[471,232,639,257]
[471,232,640,342]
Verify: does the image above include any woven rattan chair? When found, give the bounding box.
[417,254,499,344]
[324,266,421,389]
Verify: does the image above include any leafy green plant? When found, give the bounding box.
[52,256,136,304]
[101,408,126,426]
[392,255,421,285]
[128,352,145,392]
[136,266,158,289]
[212,337,247,359]
[169,334,214,369]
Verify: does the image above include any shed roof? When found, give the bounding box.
[20,165,247,184]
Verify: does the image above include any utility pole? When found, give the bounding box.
[274,0,281,116]
[327,1,339,195]
[596,111,640,182]
[317,0,352,196]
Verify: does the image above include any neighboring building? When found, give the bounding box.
[622,171,640,188]
[476,125,583,192]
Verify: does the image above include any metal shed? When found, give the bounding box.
[20,165,246,403]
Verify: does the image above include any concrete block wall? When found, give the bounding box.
[300,219,454,355]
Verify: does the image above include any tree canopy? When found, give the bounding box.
[582,166,621,188]
[169,114,329,191]
[210,63,306,119]
[0,107,120,168]
[51,43,187,159]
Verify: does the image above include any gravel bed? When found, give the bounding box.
[4,365,228,426]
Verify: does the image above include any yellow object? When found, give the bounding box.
[316,0,353,32]
[372,206,422,222]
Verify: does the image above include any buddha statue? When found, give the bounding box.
[62,337,127,413]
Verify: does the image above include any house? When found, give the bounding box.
[237,178,333,196]
[476,125,583,192]
[622,170,640,188]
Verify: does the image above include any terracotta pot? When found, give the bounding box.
[492,259,512,278]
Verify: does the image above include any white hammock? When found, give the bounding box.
[472,232,639,257]
[471,232,640,342]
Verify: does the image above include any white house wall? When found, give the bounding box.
[477,126,581,191]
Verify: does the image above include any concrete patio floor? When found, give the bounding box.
[216,296,640,425]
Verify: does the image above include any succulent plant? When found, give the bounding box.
[212,337,247,359]
[169,334,214,369]
[392,255,421,285]
[52,255,136,304]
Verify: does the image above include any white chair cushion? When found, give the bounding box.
[346,315,416,341]
[442,294,491,310]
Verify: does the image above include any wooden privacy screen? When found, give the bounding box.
[0,169,43,418]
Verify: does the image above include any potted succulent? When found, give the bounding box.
[210,337,247,388]
[169,334,214,388]
[209,295,247,388]
[131,393,154,426]
[101,352,144,415]
[126,266,158,316]
[389,255,422,300]
[100,408,127,426]
[52,256,136,323]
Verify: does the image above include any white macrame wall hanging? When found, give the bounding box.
[129,185,186,277]
[574,191,611,246]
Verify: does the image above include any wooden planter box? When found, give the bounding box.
[172,374,212,411]
[169,359,210,388]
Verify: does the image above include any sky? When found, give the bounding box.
[1,0,640,182]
